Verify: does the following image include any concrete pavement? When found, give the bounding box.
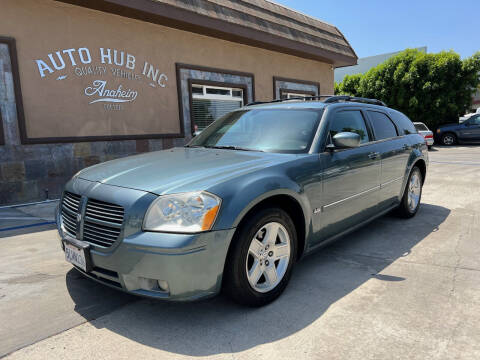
[1,146,480,359]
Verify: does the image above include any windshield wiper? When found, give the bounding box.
[204,145,264,152]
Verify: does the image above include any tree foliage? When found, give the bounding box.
[335,49,480,129]
[334,73,362,97]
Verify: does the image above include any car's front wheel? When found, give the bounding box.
[397,166,423,218]
[441,133,456,146]
[224,207,297,307]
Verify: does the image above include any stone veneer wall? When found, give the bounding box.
[0,44,185,205]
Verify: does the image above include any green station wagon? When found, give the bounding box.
[57,95,428,306]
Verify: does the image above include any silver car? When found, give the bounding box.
[414,122,434,149]
[57,96,428,306]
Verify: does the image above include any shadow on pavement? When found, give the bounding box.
[65,269,137,321]
[66,203,449,356]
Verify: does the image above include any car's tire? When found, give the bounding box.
[396,166,423,218]
[441,133,456,146]
[224,207,297,307]
[427,145,432,150]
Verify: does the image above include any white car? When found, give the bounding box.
[460,112,478,122]
[414,122,434,149]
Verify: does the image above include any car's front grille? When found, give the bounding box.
[61,191,81,237]
[85,199,124,225]
[83,199,124,248]
[60,192,124,248]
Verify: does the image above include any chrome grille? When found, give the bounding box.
[83,199,124,247]
[61,191,81,237]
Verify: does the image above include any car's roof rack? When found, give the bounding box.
[323,95,387,107]
[246,95,334,106]
[246,95,386,107]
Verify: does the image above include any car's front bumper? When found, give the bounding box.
[57,178,236,301]
[57,221,236,301]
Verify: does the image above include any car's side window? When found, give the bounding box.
[367,111,398,140]
[470,115,480,125]
[329,110,370,144]
[389,111,417,135]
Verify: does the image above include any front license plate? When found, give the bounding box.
[64,242,88,272]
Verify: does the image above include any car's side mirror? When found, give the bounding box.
[327,132,361,150]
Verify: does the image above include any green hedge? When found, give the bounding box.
[335,49,480,129]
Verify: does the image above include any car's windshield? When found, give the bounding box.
[414,123,428,131]
[187,108,322,153]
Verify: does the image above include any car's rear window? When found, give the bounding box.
[414,123,429,131]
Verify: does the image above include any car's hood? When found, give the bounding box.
[78,147,296,194]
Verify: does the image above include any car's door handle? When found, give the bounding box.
[368,152,380,159]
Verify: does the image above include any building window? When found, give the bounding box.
[191,84,244,134]
[280,89,315,100]
[273,76,320,100]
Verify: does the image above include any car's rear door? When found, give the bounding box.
[365,110,409,208]
[314,108,382,244]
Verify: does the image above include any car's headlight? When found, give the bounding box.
[143,191,221,233]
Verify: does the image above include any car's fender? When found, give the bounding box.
[399,138,428,199]
[210,171,312,240]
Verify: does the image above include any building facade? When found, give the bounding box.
[0,0,356,205]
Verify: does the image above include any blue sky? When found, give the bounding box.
[274,0,479,59]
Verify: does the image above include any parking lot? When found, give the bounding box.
[1,145,479,360]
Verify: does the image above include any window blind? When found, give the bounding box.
[192,99,242,130]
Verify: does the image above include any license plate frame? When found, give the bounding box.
[63,236,92,272]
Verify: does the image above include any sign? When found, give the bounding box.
[34,47,168,112]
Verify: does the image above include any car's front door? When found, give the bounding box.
[314,108,382,244]
[459,115,480,141]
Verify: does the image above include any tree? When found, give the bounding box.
[335,49,480,129]
[334,73,362,97]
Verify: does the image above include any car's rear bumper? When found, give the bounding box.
[57,209,236,301]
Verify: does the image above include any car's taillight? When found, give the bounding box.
[424,134,433,139]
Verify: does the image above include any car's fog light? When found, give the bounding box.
[123,275,169,293]
[157,280,169,292]
[137,277,169,293]
[138,277,158,291]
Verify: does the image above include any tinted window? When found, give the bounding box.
[368,111,398,140]
[329,110,370,144]
[468,115,480,125]
[389,111,417,135]
[414,123,429,131]
[189,109,321,153]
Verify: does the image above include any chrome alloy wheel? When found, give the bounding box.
[407,171,421,212]
[245,222,291,293]
[442,134,455,145]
